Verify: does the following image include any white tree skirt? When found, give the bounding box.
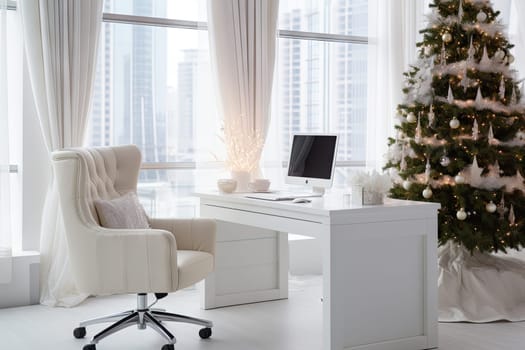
[439,241,525,322]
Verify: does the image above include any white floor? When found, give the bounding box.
[1,276,524,350]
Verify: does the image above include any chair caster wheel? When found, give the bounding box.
[199,327,212,339]
[83,344,96,350]
[73,327,86,339]
[161,344,174,350]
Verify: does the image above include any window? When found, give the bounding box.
[89,0,221,217]
[3,1,23,251]
[89,0,369,216]
[265,0,368,187]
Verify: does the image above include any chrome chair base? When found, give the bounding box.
[74,293,212,350]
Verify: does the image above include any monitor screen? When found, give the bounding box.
[287,134,337,180]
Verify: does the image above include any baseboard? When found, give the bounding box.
[0,251,40,308]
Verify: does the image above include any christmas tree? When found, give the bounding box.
[384,0,525,253]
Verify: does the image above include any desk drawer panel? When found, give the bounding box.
[215,237,278,269]
[216,220,277,242]
[215,264,278,295]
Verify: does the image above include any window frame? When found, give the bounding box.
[100,6,369,170]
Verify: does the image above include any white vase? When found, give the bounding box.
[231,170,251,192]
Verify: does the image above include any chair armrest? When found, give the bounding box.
[92,228,179,294]
[148,218,216,255]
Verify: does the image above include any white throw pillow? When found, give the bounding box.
[94,192,150,229]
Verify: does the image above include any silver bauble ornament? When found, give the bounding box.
[449,117,460,129]
[508,54,515,64]
[494,50,505,61]
[406,112,417,123]
[442,32,452,43]
[402,180,412,191]
[454,174,465,184]
[440,156,451,167]
[422,186,433,199]
[476,11,487,22]
[486,201,497,213]
[456,208,467,220]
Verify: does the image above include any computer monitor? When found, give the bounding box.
[285,133,338,195]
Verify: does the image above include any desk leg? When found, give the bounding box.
[200,220,288,309]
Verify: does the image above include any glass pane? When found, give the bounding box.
[266,38,367,164]
[88,22,222,183]
[279,0,368,37]
[104,0,207,22]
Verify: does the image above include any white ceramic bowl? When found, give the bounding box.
[217,179,237,193]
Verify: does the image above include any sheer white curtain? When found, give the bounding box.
[207,0,279,182]
[19,0,102,306]
[0,0,12,284]
[366,0,427,170]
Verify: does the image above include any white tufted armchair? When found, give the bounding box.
[52,145,216,350]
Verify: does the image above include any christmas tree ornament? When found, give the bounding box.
[455,173,465,184]
[440,43,447,66]
[425,157,431,182]
[402,180,412,190]
[424,45,432,56]
[472,119,479,140]
[509,204,516,225]
[422,186,433,199]
[476,10,487,22]
[400,146,407,171]
[456,208,467,220]
[497,194,508,219]
[480,46,491,68]
[449,117,460,129]
[406,112,417,123]
[461,68,470,91]
[458,0,464,22]
[508,54,515,64]
[494,49,505,62]
[511,87,517,105]
[440,155,451,167]
[488,123,497,145]
[469,156,483,186]
[475,87,483,105]
[499,76,506,100]
[467,37,476,63]
[428,105,435,128]
[442,32,452,43]
[516,130,525,140]
[415,114,422,143]
[447,85,455,104]
[486,201,497,213]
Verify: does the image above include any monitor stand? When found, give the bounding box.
[312,186,326,196]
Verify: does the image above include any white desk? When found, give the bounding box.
[196,191,440,350]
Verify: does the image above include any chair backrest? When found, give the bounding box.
[52,145,142,291]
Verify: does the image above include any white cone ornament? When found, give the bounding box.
[456,208,467,220]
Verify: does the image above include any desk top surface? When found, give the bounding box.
[195,190,440,218]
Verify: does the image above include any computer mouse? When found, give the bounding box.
[292,198,311,203]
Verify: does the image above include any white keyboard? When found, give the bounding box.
[245,191,321,201]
